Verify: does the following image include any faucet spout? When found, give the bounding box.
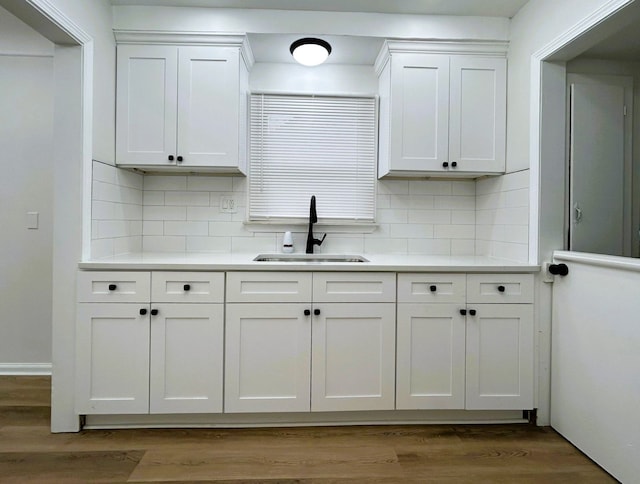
[306,195,326,254]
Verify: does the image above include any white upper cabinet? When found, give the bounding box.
[116,36,252,173]
[377,42,507,177]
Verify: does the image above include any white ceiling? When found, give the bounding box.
[579,21,640,61]
[109,0,530,18]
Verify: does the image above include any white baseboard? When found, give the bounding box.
[0,363,52,375]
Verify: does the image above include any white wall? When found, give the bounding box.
[0,6,54,370]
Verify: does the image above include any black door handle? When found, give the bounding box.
[430,285,437,292]
[451,161,457,168]
[549,263,569,276]
[183,284,191,291]
[498,285,505,293]
[314,309,321,316]
[168,155,174,161]
[304,309,311,316]
[139,308,147,315]
[459,309,467,316]
[150,309,159,316]
[177,156,183,162]
[469,309,477,316]
[442,162,449,168]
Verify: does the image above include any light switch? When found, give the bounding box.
[220,195,237,214]
[26,211,39,230]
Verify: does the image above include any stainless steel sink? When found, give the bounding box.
[254,253,369,263]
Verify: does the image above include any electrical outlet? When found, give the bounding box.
[220,195,237,214]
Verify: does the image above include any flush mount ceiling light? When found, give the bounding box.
[290,38,332,66]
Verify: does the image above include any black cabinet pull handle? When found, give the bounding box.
[177,156,183,162]
[139,308,147,315]
[451,161,457,168]
[304,309,311,316]
[430,285,437,292]
[168,155,174,161]
[108,284,117,291]
[442,162,449,168]
[549,263,569,276]
[183,284,191,291]
[459,309,467,316]
[150,309,159,316]
[469,309,477,316]
[314,309,321,316]
[498,285,505,293]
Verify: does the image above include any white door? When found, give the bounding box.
[225,303,311,413]
[449,56,506,173]
[396,304,466,410]
[465,303,534,410]
[311,303,396,412]
[76,303,150,414]
[177,46,239,168]
[116,45,178,166]
[149,303,224,414]
[569,74,632,256]
[390,53,450,172]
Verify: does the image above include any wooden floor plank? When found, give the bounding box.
[0,450,144,484]
[0,376,617,483]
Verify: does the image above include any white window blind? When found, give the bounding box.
[249,93,377,222]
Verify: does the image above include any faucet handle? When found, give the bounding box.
[316,233,327,246]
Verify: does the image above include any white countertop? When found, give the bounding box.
[79,252,539,272]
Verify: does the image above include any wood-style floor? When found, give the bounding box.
[0,376,616,483]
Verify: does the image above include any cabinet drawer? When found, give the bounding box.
[466,274,534,304]
[152,272,224,303]
[313,272,396,303]
[226,272,312,303]
[397,274,466,304]
[77,271,150,303]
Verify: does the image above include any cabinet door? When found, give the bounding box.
[312,303,396,411]
[225,303,311,413]
[390,53,449,172]
[116,45,178,166]
[396,304,466,410]
[177,46,240,168]
[449,56,506,173]
[149,303,224,414]
[465,304,534,410]
[76,303,150,414]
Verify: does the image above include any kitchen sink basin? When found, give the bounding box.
[254,254,369,263]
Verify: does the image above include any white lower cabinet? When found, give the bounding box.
[76,271,224,415]
[224,303,311,413]
[76,303,151,414]
[224,272,396,413]
[396,273,534,411]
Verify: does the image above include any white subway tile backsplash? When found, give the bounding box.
[186,236,232,253]
[143,206,187,221]
[143,236,186,252]
[187,176,233,192]
[164,191,210,207]
[91,164,529,260]
[144,175,187,191]
[164,221,209,236]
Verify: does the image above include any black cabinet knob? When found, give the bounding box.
[451,161,457,168]
[442,162,449,168]
[139,308,147,315]
[498,285,505,293]
[430,285,437,292]
[304,309,311,316]
[314,309,321,316]
[183,284,191,291]
[108,284,117,291]
[459,309,467,316]
[549,263,569,276]
[150,309,159,316]
[168,155,174,161]
[177,156,183,162]
[469,309,477,316]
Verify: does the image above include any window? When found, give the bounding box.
[248,93,377,223]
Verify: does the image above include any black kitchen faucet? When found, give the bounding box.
[306,195,326,254]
